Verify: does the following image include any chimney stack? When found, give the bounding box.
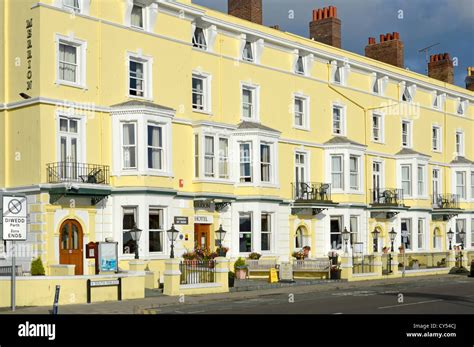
[228,0,262,25]
[365,32,404,68]
[309,6,341,48]
[428,53,454,84]
[465,67,474,91]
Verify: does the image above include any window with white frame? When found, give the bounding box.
[122,123,137,169]
[149,208,164,252]
[63,0,80,12]
[260,144,272,183]
[330,216,343,250]
[123,207,138,254]
[401,164,412,196]
[242,41,254,62]
[242,85,258,120]
[350,216,359,245]
[295,56,305,75]
[239,213,252,252]
[131,3,144,29]
[372,113,383,142]
[57,36,86,86]
[433,227,442,250]
[417,219,425,250]
[294,96,308,128]
[457,99,466,115]
[194,134,199,178]
[331,155,344,189]
[417,165,425,196]
[129,57,147,97]
[218,138,229,179]
[261,213,271,251]
[204,135,215,178]
[401,218,412,250]
[456,171,466,199]
[471,172,474,200]
[456,219,466,244]
[58,116,80,167]
[192,27,207,50]
[401,120,411,148]
[471,218,474,247]
[332,106,344,135]
[333,66,342,84]
[239,142,252,182]
[402,85,413,102]
[192,74,210,112]
[433,93,441,109]
[147,124,163,170]
[455,131,464,155]
[350,156,359,190]
[432,126,441,151]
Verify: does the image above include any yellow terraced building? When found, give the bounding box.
[0,0,473,278]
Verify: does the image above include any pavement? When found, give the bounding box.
[2,274,473,314]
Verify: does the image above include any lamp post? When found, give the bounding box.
[215,225,227,256]
[166,224,180,259]
[459,228,465,268]
[342,227,350,254]
[372,228,380,253]
[447,228,454,251]
[128,224,142,260]
[389,227,397,252]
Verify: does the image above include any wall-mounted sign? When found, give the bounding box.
[26,18,33,91]
[174,216,189,225]
[2,196,28,241]
[194,200,212,209]
[194,215,213,224]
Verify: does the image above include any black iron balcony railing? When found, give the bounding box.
[370,188,404,206]
[432,194,460,209]
[46,161,110,185]
[292,182,332,202]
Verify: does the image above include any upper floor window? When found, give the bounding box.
[204,135,215,178]
[193,27,207,50]
[294,96,309,129]
[457,99,467,115]
[455,131,464,155]
[192,73,211,112]
[432,126,441,152]
[56,35,86,88]
[295,56,305,75]
[131,4,144,29]
[242,41,254,62]
[194,134,228,180]
[240,142,252,182]
[128,54,152,99]
[401,164,412,196]
[372,113,383,142]
[332,105,345,135]
[219,138,229,179]
[334,66,342,84]
[241,84,259,120]
[456,171,466,199]
[401,120,412,148]
[122,123,137,169]
[149,208,164,253]
[349,156,359,190]
[63,0,80,12]
[331,155,343,189]
[260,144,272,183]
[402,85,413,102]
[147,124,163,170]
[417,165,425,196]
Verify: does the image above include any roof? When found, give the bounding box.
[395,148,430,157]
[324,136,366,147]
[237,121,280,133]
[450,156,474,164]
[111,100,175,111]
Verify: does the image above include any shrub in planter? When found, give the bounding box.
[248,252,261,260]
[234,257,247,280]
[228,271,235,287]
[31,257,45,276]
[292,251,305,260]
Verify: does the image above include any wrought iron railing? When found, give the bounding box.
[179,260,215,285]
[431,194,460,209]
[370,188,404,206]
[292,182,332,202]
[352,254,375,274]
[46,161,110,185]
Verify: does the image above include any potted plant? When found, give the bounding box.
[292,250,305,260]
[302,246,311,258]
[234,257,248,280]
[228,271,235,287]
[330,264,341,280]
[328,251,339,265]
[248,252,261,260]
[398,245,405,254]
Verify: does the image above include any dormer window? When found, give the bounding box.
[63,0,80,12]
[242,41,254,62]
[131,4,144,29]
[193,27,207,50]
[331,61,349,85]
[295,56,305,75]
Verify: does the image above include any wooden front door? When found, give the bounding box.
[59,219,83,275]
[194,224,211,250]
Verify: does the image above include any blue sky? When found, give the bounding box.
[193,0,474,88]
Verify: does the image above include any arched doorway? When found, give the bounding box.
[59,219,84,275]
[295,226,311,250]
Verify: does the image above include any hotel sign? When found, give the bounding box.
[194,200,212,209]
[194,215,213,224]
[174,216,189,225]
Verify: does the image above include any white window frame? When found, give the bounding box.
[147,122,164,171]
[417,165,426,197]
[432,125,442,152]
[239,142,253,183]
[332,104,346,136]
[371,112,384,143]
[417,218,425,250]
[457,99,466,115]
[121,122,138,170]
[455,130,464,156]
[401,164,412,197]
[349,155,360,191]
[401,120,412,148]
[293,94,310,130]
[127,52,153,100]
[204,135,215,178]
[239,212,253,253]
[148,207,165,254]
[401,218,412,251]
[218,137,229,179]
[260,143,272,183]
[55,34,87,89]
[56,112,86,165]
[241,83,260,121]
[242,41,254,62]
[122,206,138,257]
[401,84,414,103]
[62,0,81,13]
[260,212,272,252]
[192,26,207,50]
[471,171,474,201]
[456,171,466,200]
[130,3,146,30]
[192,72,212,114]
[295,56,305,75]
[331,155,344,190]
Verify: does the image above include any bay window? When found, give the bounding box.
[122,123,137,169]
[456,171,466,199]
[331,155,343,189]
[147,124,163,170]
[260,144,271,182]
[350,156,359,190]
[219,138,229,179]
[204,136,215,177]
[456,219,466,244]
[261,213,271,251]
[240,143,252,183]
[417,219,425,250]
[417,165,425,196]
[401,219,412,250]
[239,213,252,252]
[122,207,137,255]
[149,208,164,253]
[401,165,412,196]
[330,216,343,250]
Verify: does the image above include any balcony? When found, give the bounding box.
[46,161,110,185]
[370,188,404,207]
[291,182,336,215]
[432,194,460,209]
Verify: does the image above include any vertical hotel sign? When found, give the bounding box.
[26,18,33,91]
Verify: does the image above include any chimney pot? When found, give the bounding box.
[428,51,454,84]
[309,5,341,48]
[380,34,384,43]
[317,8,323,20]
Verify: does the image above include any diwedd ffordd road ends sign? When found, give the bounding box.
[2,196,28,241]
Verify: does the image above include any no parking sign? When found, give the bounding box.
[2,196,28,241]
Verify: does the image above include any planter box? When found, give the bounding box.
[330,270,341,280]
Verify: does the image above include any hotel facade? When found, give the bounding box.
[0,0,473,278]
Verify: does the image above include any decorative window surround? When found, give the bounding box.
[239,34,264,64]
[127,51,153,100]
[292,50,314,77]
[371,112,384,143]
[330,60,350,85]
[55,33,87,89]
[432,92,446,110]
[331,102,346,136]
[370,73,388,96]
[451,166,472,202]
[400,81,417,102]
[324,145,365,194]
[191,21,218,52]
[240,82,260,121]
[111,102,174,177]
[192,70,212,114]
[55,111,87,165]
[456,98,468,115]
[293,93,310,130]
[124,0,158,32]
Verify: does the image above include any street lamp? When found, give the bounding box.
[167,224,180,259]
[372,228,380,252]
[447,228,454,251]
[215,225,227,256]
[389,227,397,252]
[342,227,350,253]
[128,224,142,260]
[459,228,465,250]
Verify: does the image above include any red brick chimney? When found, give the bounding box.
[428,53,454,84]
[228,0,262,25]
[309,6,341,48]
[365,32,404,68]
[465,67,474,91]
